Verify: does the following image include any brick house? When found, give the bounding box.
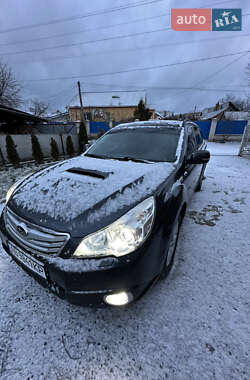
[68,91,154,123]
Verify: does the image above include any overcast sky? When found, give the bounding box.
[0,0,249,113]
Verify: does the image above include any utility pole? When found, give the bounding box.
[77,81,84,122]
[77,81,88,150]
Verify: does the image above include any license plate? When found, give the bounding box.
[8,242,46,280]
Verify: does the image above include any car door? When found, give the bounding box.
[181,126,201,198]
[192,123,208,181]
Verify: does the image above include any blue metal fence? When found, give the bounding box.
[90,121,109,134]
[195,121,211,139]
[196,120,247,139]
[38,120,247,138]
[215,120,247,135]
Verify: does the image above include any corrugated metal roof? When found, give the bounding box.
[69,91,146,107]
[201,102,239,120]
[201,105,229,120]
[0,104,47,122]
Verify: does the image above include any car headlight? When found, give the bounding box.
[6,174,33,204]
[73,196,155,258]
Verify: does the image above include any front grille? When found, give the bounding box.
[5,207,70,256]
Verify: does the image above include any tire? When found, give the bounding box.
[160,214,181,280]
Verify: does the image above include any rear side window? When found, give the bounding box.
[187,136,196,157]
[193,126,203,147]
[186,123,203,148]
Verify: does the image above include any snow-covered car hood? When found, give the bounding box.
[9,156,175,236]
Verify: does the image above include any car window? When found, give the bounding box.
[187,135,196,159]
[193,127,203,147]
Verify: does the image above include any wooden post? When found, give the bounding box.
[238,118,250,156]
[77,81,84,121]
[59,133,65,157]
[208,118,217,142]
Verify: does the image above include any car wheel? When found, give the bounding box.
[160,214,181,280]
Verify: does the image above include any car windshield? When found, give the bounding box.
[85,127,180,162]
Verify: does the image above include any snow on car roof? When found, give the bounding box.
[113,120,184,130]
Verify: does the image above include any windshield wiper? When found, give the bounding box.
[85,153,154,163]
[84,153,110,160]
[110,156,154,164]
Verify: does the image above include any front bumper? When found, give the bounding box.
[0,211,164,307]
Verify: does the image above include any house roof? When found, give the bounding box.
[201,101,239,120]
[48,111,69,117]
[201,106,229,120]
[47,111,69,120]
[69,91,146,108]
[0,104,47,123]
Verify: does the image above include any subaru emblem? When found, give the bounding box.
[16,223,28,237]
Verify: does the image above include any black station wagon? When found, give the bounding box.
[0,120,210,307]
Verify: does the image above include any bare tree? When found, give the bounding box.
[217,61,250,112]
[29,99,49,116]
[0,61,22,107]
[218,94,250,112]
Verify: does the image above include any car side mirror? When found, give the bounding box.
[189,150,210,164]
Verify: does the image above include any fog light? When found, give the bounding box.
[104,291,133,306]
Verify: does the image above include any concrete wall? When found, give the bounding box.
[0,134,79,163]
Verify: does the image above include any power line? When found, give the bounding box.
[143,86,247,93]
[36,56,249,106]
[8,31,250,65]
[168,52,249,98]
[0,0,239,36]
[0,0,243,47]
[48,87,147,104]
[25,48,248,105]
[46,83,76,100]
[193,54,249,87]
[0,26,171,56]
[0,0,163,34]
[82,90,146,93]
[19,50,250,82]
[49,84,248,109]
[0,13,170,47]
[67,86,248,96]
[0,2,244,54]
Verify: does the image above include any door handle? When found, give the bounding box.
[180,170,189,183]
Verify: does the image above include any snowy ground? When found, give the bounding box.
[0,162,54,201]
[0,143,249,379]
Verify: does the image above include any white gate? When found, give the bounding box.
[239,117,250,156]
